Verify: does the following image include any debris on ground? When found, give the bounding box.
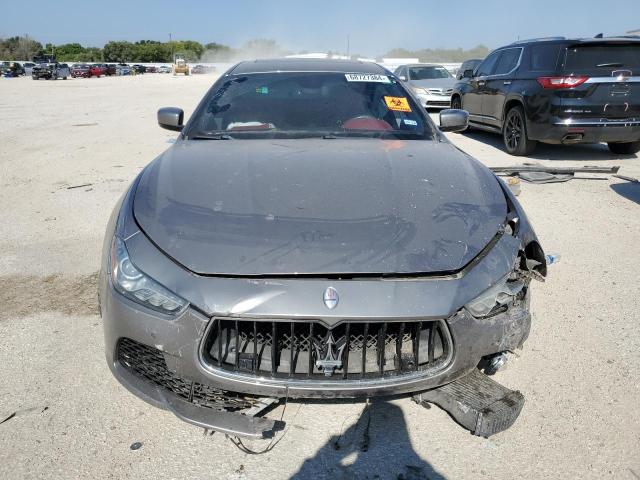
[129,442,143,450]
[490,164,620,175]
[66,183,93,190]
[545,254,561,265]
[518,171,574,183]
[505,176,521,195]
[0,406,49,426]
[0,412,16,425]
[491,165,620,184]
[613,174,639,183]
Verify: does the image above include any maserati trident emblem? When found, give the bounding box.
[314,331,347,376]
[323,286,339,309]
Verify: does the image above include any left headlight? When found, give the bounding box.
[465,273,525,318]
[110,237,188,314]
[412,86,429,95]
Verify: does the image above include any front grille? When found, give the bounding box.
[427,101,451,107]
[427,89,453,96]
[201,319,452,380]
[117,338,255,410]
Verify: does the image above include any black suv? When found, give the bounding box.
[452,37,640,155]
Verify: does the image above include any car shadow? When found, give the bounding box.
[289,399,446,480]
[460,130,637,161]
[610,181,640,204]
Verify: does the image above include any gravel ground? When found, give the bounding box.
[0,74,639,480]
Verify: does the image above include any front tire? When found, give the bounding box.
[608,141,640,155]
[451,96,462,110]
[503,106,537,156]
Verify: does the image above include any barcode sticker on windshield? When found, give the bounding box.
[345,73,391,83]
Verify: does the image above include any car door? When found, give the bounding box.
[463,51,500,122]
[482,47,523,127]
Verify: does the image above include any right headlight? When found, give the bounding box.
[110,237,188,314]
[465,274,524,318]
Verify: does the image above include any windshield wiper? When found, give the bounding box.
[191,134,233,140]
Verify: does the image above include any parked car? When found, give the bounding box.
[452,36,640,155]
[394,63,456,108]
[1,61,25,77]
[456,59,483,80]
[191,64,206,74]
[100,58,546,439]
[22,62,36,76]
[71,64,92,78]
[92,63,115,76]
[89,64,104,77]
[132,64,146,74]
[145,65,157,73]
[116,65,132,75]
[32,62,70,80]
[157,65,171,73]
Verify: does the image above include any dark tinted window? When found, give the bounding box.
[493,48,521,75]
[564,44,640,72]
[188,72,434,140]
[476,51,500,76]
[529,44,561,71]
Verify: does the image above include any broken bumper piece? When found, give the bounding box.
[114,360,285,439]
[413,368,524,437]
[159,389,285,439]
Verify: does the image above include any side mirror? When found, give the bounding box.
[439,109,469,132]
[399,75,407,81]
[463,69,474,79]
[158,107,184,131]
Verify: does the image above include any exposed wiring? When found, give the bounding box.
[334,398,371,451]
[225,387,303,455]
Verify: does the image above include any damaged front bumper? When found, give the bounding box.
[102,270,532,438]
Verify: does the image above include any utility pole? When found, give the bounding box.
[169,33,173,62]
[346,35,350,58]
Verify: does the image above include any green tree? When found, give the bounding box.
[0,35,43,60]
[103,41,135,62]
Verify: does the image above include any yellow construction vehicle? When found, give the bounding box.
[172,57,189,76]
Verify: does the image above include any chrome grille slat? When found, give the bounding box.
[203,318,452,381]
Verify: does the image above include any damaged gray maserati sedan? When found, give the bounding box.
[99,59,546,439]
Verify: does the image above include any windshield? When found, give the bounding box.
[187,72,434,140]
[409,66,452,80]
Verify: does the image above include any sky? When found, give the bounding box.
[2,0,639,56]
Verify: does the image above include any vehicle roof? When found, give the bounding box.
[508,36,640,47]
[230,58,388,75]
[399,63,447,68]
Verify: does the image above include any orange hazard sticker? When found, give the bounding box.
[384,96,412,112]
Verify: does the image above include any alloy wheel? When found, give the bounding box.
[505,112,522,151]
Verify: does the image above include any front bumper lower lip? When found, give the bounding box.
[113,359,285,438]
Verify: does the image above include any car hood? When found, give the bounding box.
[133,139,507,276]
[409,78,457,90]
